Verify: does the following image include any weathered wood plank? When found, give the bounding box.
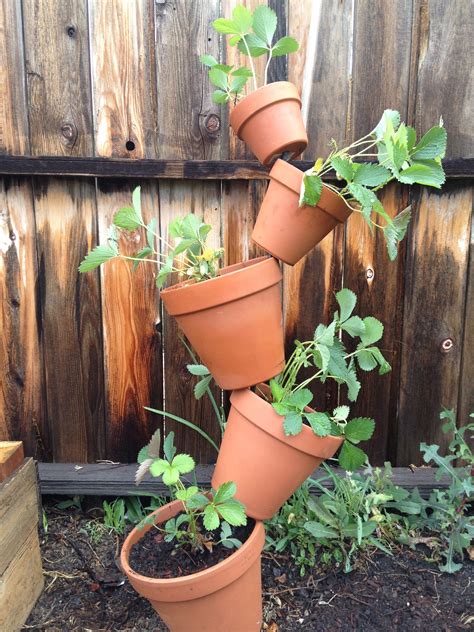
[413,0,474,158]
[0,442,24,483]
[89,0,157,158]
[37,461,455,499]
[0,178,46,458]
[397,183,473,464]
[34,178,105,462]
[96,180,163,462]
[458,207,474,428]
[22,0,93,156]
[0,0,29,154]
[159,180,222,463]
[155,0,223,159]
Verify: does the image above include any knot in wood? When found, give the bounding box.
[61,122,77,141]
[366,267,374,280]
[66,25,76,38]
[441,338,454,353]
[204,113,221,134]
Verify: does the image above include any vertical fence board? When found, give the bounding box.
[22,0,93,156]
[0,178,45,457]
[96,181,162,462]
[89,0,157,158]
[397,184,472,464]
[414,0,474,158]
[34,178,104,462]
[458,208,474,427]
[0,0,29,155]
[344,0,413,463]
[159,180,222,462]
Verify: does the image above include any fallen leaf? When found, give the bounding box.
[275,573,287,584]
[267,623,279,632]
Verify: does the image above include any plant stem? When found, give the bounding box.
[242,37,258,91]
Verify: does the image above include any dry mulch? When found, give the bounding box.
[24,500,473,631]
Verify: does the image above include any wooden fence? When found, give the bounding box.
[0,0,472,467]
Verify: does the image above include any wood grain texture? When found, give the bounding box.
[413,0,474,158]
[34,178,105,462]
[0,178,45,458]
[397,183,472,464]
[22,0,93,156]
[0,0,29,155]
[96,180,163,462]
[155,0,223,159]
[159,179,222,463]
[89,0,157,158]
[0,442,24,483]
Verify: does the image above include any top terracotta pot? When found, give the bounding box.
[160,256,285,390]
[252,159,352,265]
[230,81,308,165]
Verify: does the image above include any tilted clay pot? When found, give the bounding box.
[160,256,285,390]
[230,82,308,165]
[252,159,352,265]
[212,385,344,520]
[121,500,265,632]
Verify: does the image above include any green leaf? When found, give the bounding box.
[269,378,285,403]
[398,160,445,188]
[356,348,378,371]
[411,126,447,160]
[217,499,247,526]
[132,246,153,272]
[271,36,299,57]
[172,453,195,474]
[344,417,375,442]
[313,343,330,371]
[346,368,361,402]
[383,206,412,261]
[186,493,210,510]
[232,66,254,77]
[230,75,248,94]
[304,521,339,539]
[352,163,391,187]
[200,54,218,67]
[287,388,313,410]
[132,187,143,222]
[162,464,180,486]
[360,316,384,345]
[336,288,357,322]
[272,401,290,416]
[331,156,355,182]
[163,431,176,462]
[187,364,210,376]
[156,265,172,289]
[373,110,401,140]
[252,5,277,45]
[338,441,367,471]
[214,481,237,504]
[212,90,229,104]
[78,243,118,272]
[137,446,149,464]
[283,412,303,436]
[212,18,238,35]
[232,5,253,32]
[314,320,336,346]
[209,67,228,90]
[113,205,142,231]
[368,347,392,374]
[175,486,198,501]
[146,217,157,251]
[305,412,331,436]
[341,315,366,337]
[342,520,377,539]
[238,33,268,56]
[333,405,350,421]
[203,504,220,530]
[194,374,212,400]
[149,459,167,478]
[300,174,323,206]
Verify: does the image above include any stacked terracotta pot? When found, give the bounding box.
[121,82,351,632]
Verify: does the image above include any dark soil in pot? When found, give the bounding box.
[128,517,255,579]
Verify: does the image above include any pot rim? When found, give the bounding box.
[160,255,282,316]
[120,499,265,602]
[269,159,352,224]
[230,385,344,459]
[230,81,302,137]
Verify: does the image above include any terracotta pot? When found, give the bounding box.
[230,82,308,165]
[252,160,352,265]
[120,500,265,632]
[212,385,344,520]
[160,256,284,390]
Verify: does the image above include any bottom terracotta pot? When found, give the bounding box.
[252,159,352,265]
[212,386,344,520]
[120,500,265,632]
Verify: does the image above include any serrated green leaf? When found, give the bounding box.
[209,67,228,90]
[163,431,176,462]
[162,464,180,486]
[352,162,391,187]
[238,33,268,56]
[398,160,445,188]
[338,441,367,471]
[336,288,357,322]
[304,521,339,539]
[132,187,143,222]
[331,156,355,182]
[214,481,237,504]
[272,401,290,416]
[300,173,323,206]
[146,217,157,251]
[314,343,330,371]
[346,368,361,402]
[149,459,167,478]
[78,243,118,272]
[194,374,212,400]
[356,348,378,371]
[230,75,248,94]
[406,126,417,150]
[217,499,247,526]
[373,109,401,140]
[269,378,285,403]
[175,486,198,501]
[287,388,313,410]
[186,493,210,510]
[203,504,220,530]
[333,405,350,421]
[132,246,153,272]
[271,36,299,57]
[187,364,210,376]
[200,54,218,67]
[344,417,375,442]
[411,126,447,160]
[232,66,254,77]
[172,453,195,475]
[368,347,392,374]
[113,205,142,231]
[305,411,331,437]
[314,320,337,346]
[283,412,303,436]
[137,446,149,464]
[156,264,172,289]
[360,316,384,345]
[383,206,412,261]
[212,90,229,104]
[252,5,277,45]
[341,315,366,337]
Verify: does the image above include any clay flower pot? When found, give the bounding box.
[121,500,265,632]
[212,386,344,520]
[160,256,284,390]
[230,82,308,165]
[252,159,352,265]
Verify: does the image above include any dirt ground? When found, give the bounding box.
[24,500,473,631]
